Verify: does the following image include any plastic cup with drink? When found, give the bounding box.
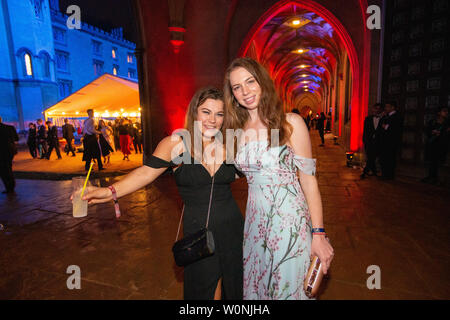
[72,163,94,218]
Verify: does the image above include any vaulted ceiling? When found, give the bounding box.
[246,4,348,113]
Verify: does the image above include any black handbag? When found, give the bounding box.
[172,168,216,267]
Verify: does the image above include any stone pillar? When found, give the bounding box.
[131,0,152,159]
[168,0,186,54]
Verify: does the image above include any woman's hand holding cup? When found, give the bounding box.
[70,186,113,205]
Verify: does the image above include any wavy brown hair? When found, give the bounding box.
[183,86,226,161]
[223,57,292,147]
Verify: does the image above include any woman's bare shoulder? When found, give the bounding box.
[153,134,184,160]
[286,112,306,127]
[285,112,312,157]
[286,112,309,137]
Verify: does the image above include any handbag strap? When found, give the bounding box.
[205,171,215,229]
[175,161,216,242]
[175,205,184,242]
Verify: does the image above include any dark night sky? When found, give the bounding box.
[58,0,138,43]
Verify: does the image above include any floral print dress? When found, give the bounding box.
[235,140,316,300]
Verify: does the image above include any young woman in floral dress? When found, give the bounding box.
[224,57,334,300]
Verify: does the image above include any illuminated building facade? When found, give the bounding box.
[0,0,136,129]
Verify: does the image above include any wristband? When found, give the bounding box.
[311,228,325,234]
[108,185,121,218]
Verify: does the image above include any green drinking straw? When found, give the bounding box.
[80,162,94,198]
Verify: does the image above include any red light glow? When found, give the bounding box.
[238,0,369,152]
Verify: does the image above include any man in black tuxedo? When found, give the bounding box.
[361,103,383,179]
[379,102,403,180]
[0,116,19,194]
[45,120,62,160]
[62,118,76,157]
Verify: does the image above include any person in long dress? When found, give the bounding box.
[107,121,115,148]
[224,57,334,300]
[98,120,114,164]
[118,119,132,161]
[73,87,244,300]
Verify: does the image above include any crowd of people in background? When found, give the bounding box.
[361,102,449,184]
[1,109,144,193]
[291,102,449,185]
[361,102,403,180]
[23,111,143,172]
[80,111,143,171]
[291,108,332,147]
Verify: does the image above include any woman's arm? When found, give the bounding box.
[80,135,182,204]
[286,113,334,273]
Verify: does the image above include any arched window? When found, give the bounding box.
[40,52,51,78]
[24,53,33,76]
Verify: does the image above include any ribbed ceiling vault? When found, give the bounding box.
[246,4,347,113]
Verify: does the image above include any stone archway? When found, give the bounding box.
[235,0,369,151]
[134,0,377,154]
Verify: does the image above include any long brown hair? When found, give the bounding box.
[223,57,292,146]
[183,86,226,161]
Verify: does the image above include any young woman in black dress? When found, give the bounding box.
[77,87,244,300]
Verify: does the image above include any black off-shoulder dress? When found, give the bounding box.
[144,151,244,300]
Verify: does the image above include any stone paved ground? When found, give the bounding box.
[1,131,449,300]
